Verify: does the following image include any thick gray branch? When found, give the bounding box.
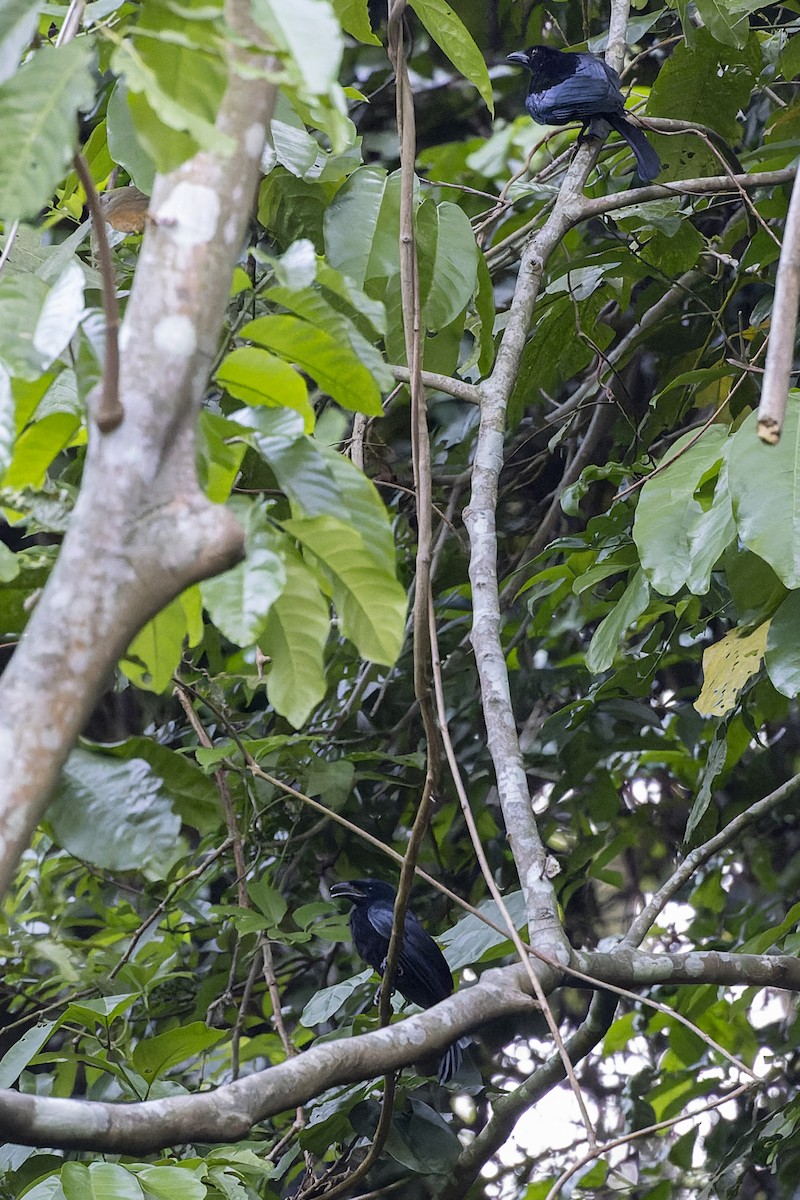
[0,62,277,894]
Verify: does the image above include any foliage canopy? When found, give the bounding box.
[1,0,800,1198]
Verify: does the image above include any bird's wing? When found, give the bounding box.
[528,56,624,124]
[365,904,453,1008]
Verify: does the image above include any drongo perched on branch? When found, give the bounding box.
[330,878,467,1083]
[507,44,660,182]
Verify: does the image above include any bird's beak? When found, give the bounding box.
[506,51,529,67]
[330,882,362,900]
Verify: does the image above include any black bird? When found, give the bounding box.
[507,45,660,183]
[330,879,467,1082]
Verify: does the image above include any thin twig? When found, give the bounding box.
[174,682,247,907]
[622,770,800,947]
[108,838,234,979]
[543,1082,753,1200]
[73,153,124,433]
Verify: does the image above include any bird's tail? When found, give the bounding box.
[437,1036,471,1084]
[605,114,660,183]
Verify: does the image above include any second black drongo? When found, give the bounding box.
[330,879,467,1083]
[507,44,660,183]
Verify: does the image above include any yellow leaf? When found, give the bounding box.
[695,623,769,717]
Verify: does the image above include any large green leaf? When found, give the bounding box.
[416,199,479,331]
[215,346,314,430]
[3,412,82,489]
[0,1020,58,1088]
[300,968,373,1026]
[136,1166,207,1200]
[61,1163,145,1200]
[252,0,343,96]
[324,166,403,288]
[132,1022,226,1083]
[48,750,181,875]
[283,515,406,663]
[408,0,494,115]
[0,363,12,477]
[0,41,94,221]
[648,27,759,141]
[235,407,397,568]
[260,546,329,728]
[331,0,380,44]
[201,503,286,645]
[0,0,39,87]
[766,591,800,698]
[242,314,383,415]
[233,407,341,516]
[266,284,393,390]
[438,891,526,970]
[121,587,203,693]
[111,36,231,172]
[694,0,762,49]
[586,568,651,674]
[196,410,249,503]
[633,425,732,596]
[728,404,800,588]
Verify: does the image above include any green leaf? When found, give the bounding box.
[648,27,759,142]
[234,406,340,515]
[766,591,800,698]
[48,749,181,875]
[633,425,731,596]
[252,0,344,95]
[0,272,50,378]
[65,995,138,1027]
[111,35,232,172]
[300,968,373,1025]
[136,1166,207,1200]
[316,261,386,336]
[0,363,13,477]
[62,1162,145,1200]
[283,514,406,664]
[197,410,248,503]
[122,587,202,693]
[106,80,156,194]
[685,727,727,841]
[215,346,314,430]
[242,314,383,416]
[0,539,19,582]
[265,283,393,390]
[18,1177,67,1200]
[408,0,494,115]
[132,1022,226,1084]
[473,252,496,377]
[437,891,527,970]
[260,546,329,727]
[0,1020,57,1088]
[416,199,479,331]
[694,0,760,49]
[248,879,288,925]
[728,404,800,588]
[3,412,81,489]
[0,0,39,87]
[0,41,94,221]
[331,0,380,44]
[324,166,403,288]
[384,1097,461,1173]
[202,528,286,648]
[586,569,651,674]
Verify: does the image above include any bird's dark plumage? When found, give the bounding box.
[507,45,660,183]
[330,879,466,1082]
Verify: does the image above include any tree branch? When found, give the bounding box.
[0,49,277,895]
